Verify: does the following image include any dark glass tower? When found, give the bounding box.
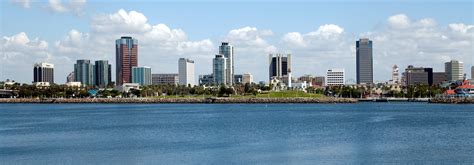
[356,38,373,84]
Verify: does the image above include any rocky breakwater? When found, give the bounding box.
[0,97,357,104]
[429,97,474,104]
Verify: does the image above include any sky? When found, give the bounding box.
[1,0,473,84]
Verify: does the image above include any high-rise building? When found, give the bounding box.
[403,65,433,86]
[178,58,195,86]
[116,36,138,86]
[391,64,399,84]
[219,42,234,85]
[152,74,179,85]
[356,38,373,84]
[242,73,253,84]
[213,54,227,85]
[74,60,93,86]
[269,54,292,81]
[132,66,152,86]
[94,60,111,87]
[326,68,345,86]
[66,71,75,83]
[33,62,54,83]
[445,60,464,81]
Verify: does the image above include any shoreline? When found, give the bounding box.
[0,97,357,104]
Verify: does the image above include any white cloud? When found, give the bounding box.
[48,0,86,15]
[11,0,30,8]
[388,14,410,29]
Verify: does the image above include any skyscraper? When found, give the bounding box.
[116,36,138,86]
[66,71,75,83]
[356,38,373,84]
[219,42,234,85]
[74,59,93,86]
[391,64,399,84]
[178,58,195,86]
[33,62,54,83]
[269,54,291,81]
[132,66,152,86]
[213,54,227,85]
[445,60,464,81]
[94,60,111,87]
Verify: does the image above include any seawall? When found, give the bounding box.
[429,97,474,104]
[0,97,357,104]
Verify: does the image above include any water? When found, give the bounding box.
[1,103,473,164]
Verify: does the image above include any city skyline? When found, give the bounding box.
[1,0,473,84]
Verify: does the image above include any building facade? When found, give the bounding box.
[94,60,111,87]
[132,66,152,86]
[152,74,179,85]
[432,72,447,86]
[74,60,93,86]
[356,38,373,84]
[391,64,399,84]
[199,74,214,86]
[445,60,464,81]
[471,66,474,79]
[219,42,234,85]
[234,74,243,84]
[326,68,345,86]
[269,54,292,81]
[213,54,227,85]
[116,36,138,86]
[178,58,195,86]
[66,72,75,83]
[242,73,253,84]
[33,62,54,83]
[403,65,433,86]
[314,76,325,87]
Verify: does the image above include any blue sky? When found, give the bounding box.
[1,0,473,83]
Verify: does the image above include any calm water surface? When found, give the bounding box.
[1,103,474,164]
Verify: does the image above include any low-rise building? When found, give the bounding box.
[152,74,179,85]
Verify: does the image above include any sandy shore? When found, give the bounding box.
[0,97,357,104]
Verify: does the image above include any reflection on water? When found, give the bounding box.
[0,103,473,164]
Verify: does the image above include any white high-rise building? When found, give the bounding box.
[445,60,464,81]
[326,68,345,86]
[391,64,399,84]
[178,58,195,86]
[213,54,227,85]
[219,42,234,85]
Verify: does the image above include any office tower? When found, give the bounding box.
[74,60,94,86]
[199,74,214,86]
[132,66,152,86]
[219,42,234,85]
[392,64,399,84]
[178,58,195,86]
[152,74,179,85]
[326,68,345,86]
[116,36,138,86]
[445,60,464,81]
[213,54,227,85]
[66,72,75,82]
[242,73,253,84]
[33,62,54,83]
[356,38,373,84]
[269,54,292,81]
[94,60,110,87]
[403,65,433,86]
